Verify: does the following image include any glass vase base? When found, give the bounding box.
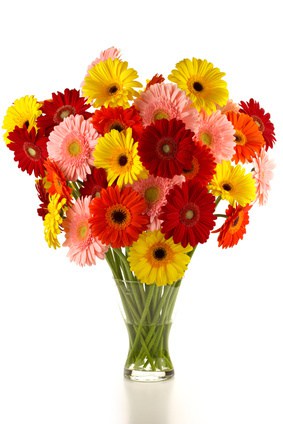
[124,368,174,382]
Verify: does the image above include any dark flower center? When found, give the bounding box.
[153,247,167,260]
[234,130,246,146]
[24,120,29,128]
[109,85,119,95]
[222,183,232,191]
[110,122,124,132]
[182,157,198,180]
[111,210,127,224]
[232,216,240,227]
[118,154,128,166]
[193,82,204,92]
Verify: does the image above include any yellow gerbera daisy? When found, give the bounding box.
[81,58,142,108]
[2,95,42,144]
[168,58,229,114]
[94,128,145,188]
[44,194,67,249]
[127,230,193,286]
[208,160,256,206]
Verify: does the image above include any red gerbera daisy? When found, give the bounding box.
[239,98,276,151]
[7,126,48,177]
[182,141,216,186]
[43,159,73,204]
[89,185,149,248]
[91,105,143,141]
[226,111,265,164]
[216,204,252,248]
[37,88,92,135]
[160,180,216,247]
[35,178,49,220]
[80,166,108,198]
[138,118,194,178]
[145,74,165,90]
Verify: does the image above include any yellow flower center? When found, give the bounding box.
[78,223,88,240]
[185,210,194,220]
[68,140,82,156]
[252,116,264,132]
[54,105,75,123]
[162,144,171,153]
[27,146,37,157]
[145,186,159,203]
[60,109,72,119]
[200,132,212,146]
[180,203,199,226]
[154,110,169,121]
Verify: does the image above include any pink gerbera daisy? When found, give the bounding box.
[132,174,184,230]
[135,83,199,132]
[194,110,235,163]
[219,99,240,114]
[252,149,275,205]
[47,114,98,181]
[63,196,108,266]
[87,47,121,69]
[82,47,121,83]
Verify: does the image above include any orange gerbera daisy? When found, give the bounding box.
[43,159,72,204]
[89,185,149,248]
[145,74,165,90]
[216,204,252,248]
[226,111,264,164]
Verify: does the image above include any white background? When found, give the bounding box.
[0,1,282,423]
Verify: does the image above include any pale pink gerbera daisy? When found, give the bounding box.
[218,99,240,114]
[82,47,121,83]
[48,114,98,181]
[63,196,108,266]
[252,149,275,205]
[134,83,199,132]
[194,110,235,163]
[132,174,184,231]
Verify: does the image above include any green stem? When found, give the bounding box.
[126,285,156,366]
[138,284,173,359]
[113,249,144,317]
[215,195,222,207]
[189,245,197,260]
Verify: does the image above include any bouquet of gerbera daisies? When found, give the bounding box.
[2,47,276,380]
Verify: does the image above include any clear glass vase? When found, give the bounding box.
[115,278,181,382]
